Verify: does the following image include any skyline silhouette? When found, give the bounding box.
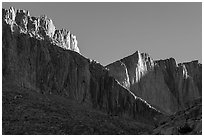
[3,2,202,65]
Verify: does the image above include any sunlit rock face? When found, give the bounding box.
[106,51,202,114]
[2,7,79,53]
[155,59,201,111]
[2,7,162,125]
[181,60,202,95]
[53,29,79,52]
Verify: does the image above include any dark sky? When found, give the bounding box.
[3,2,202,65]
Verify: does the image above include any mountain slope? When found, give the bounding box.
[3,81,156,135]
[2,7,163,135]
[153,98,202,135]
[2,7,201,135]
[106,51,201,114]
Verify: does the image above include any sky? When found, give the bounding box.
[2,2,202,66]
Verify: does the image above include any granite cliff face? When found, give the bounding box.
[2,7,79,53]
[2,7,162,126]
[106,51,202,114]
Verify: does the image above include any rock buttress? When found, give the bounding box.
[106,51,201,114]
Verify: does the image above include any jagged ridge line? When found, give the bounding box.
[2,7,80,53]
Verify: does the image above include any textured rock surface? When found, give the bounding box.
[2,7,162,128]
[53,29,79,52]
[153,98,202,135]
[3,7,202,135]
[106,51,202,114]
[2,7,79,53]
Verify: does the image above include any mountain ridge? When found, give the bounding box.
[106,49,201,114]
[2,7,163,126]
[2,7,80,53]
[2,7,202,135]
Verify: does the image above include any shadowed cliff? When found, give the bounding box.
[2,7,201,135]
[2,7,163,135]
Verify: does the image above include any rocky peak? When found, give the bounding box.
[141,52,155,69]
[2,6,162,125]
[106,51,201,114]
[2,7,80,53]
[155,58,178,71]
[106,50,155,90]
[179,60,202,94]
[122,51,155,83]
[181,60,201,74]
[2,7,16,24]
[133,51,155,70]
[53,29,79,52]
[38,15,56,38]
[134,51,148,83]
